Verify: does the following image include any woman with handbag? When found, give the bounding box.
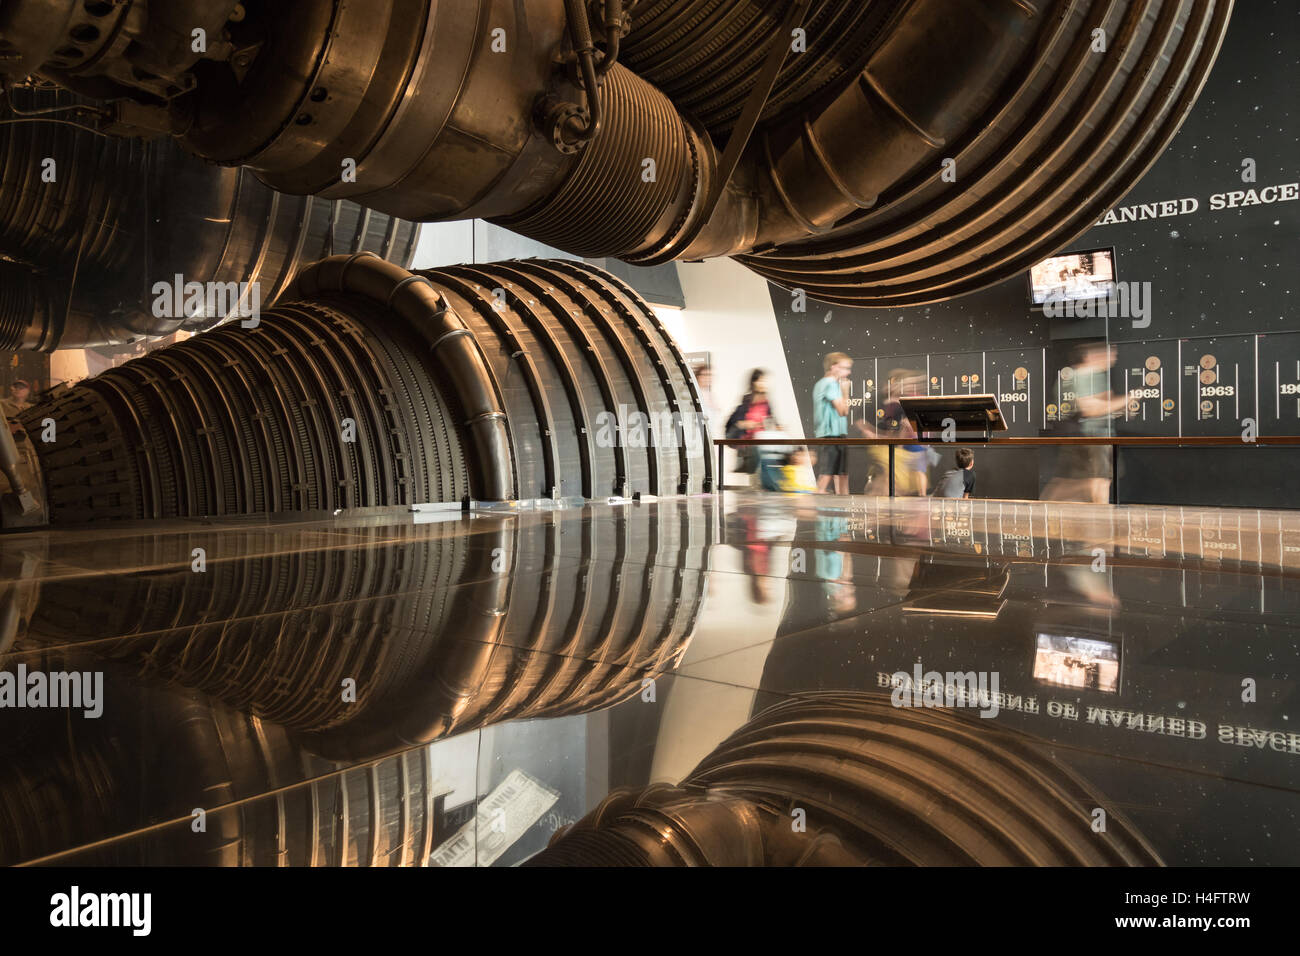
[725,369,778,477]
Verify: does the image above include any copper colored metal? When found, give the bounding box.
[0,0,1233,305]
[528,692,1164,866]
[0,89,421,351]
[0,499,711,865]
[14,255,709,522]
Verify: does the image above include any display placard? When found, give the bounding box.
[925,351,985,397]
[1179,335,1257,436]
[1257,331,1300,436]
[985,349,1043,435]
[1115,340,1179,436]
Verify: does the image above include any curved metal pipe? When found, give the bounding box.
[290,253,517,502]
[0,0,1234,305]
[725,0,1236,304]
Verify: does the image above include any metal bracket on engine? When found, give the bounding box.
[649,0,811,262]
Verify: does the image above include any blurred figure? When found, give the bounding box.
[760,447,818,493]
[812,352,852,494]
[725,369,778,435]
[725,369,779,479]
[1044,341,1126,503]
[691,362,718,437]
[863,369,928,495]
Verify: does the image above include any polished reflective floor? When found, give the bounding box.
[1,492,1296,865]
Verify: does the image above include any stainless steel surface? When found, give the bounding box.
[1,491,1294,865]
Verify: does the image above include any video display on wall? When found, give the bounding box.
[1028,248,1117,305]
[1033,633,1121,694]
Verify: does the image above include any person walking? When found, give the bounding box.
[813,352,852,494]
[1045,341,1126,503]
[864,369,928,495]
[725,369,778,477]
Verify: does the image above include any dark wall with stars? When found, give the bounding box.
[769,1,1299,507]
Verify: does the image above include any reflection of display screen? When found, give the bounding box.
[1033,632,1120,693]
[1028,248,1117,305]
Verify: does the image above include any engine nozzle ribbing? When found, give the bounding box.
[16,255,710,525]
[0,89,421,351]
[528,693,1165,866]
[0,0,1234,305]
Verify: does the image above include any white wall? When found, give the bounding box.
[49,349,90,386]
[411,220,576,269]
[657,258,801,479]
[661,258,801,436]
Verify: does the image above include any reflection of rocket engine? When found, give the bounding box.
[528,693,1163,866]
[0,668,454,867]
[0,499,711,864]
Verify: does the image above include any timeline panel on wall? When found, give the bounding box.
[1114,340,1180,436]
[985,348,1044,435]
[850,357,880,433]
[924,352,985,399]
[1257,331,1300,436]
[1179,334,1257,437]
[1045,355,1078,428]
[856,353,930,430]
[846,333,1298,446]
[847,358,878,434]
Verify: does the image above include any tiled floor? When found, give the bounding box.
[1,492,1296,865]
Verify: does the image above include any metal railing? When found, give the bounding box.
[713,435,1300,498]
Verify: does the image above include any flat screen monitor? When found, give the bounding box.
[1028,247,1117,306]
[1032,632,1121,694]
[897,394,1007,434]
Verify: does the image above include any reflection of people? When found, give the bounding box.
[813,352,852,494]
[1045,342,1127,503]
[814,514,857,615]
[2,380,33,435]
[728,510,773,604]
